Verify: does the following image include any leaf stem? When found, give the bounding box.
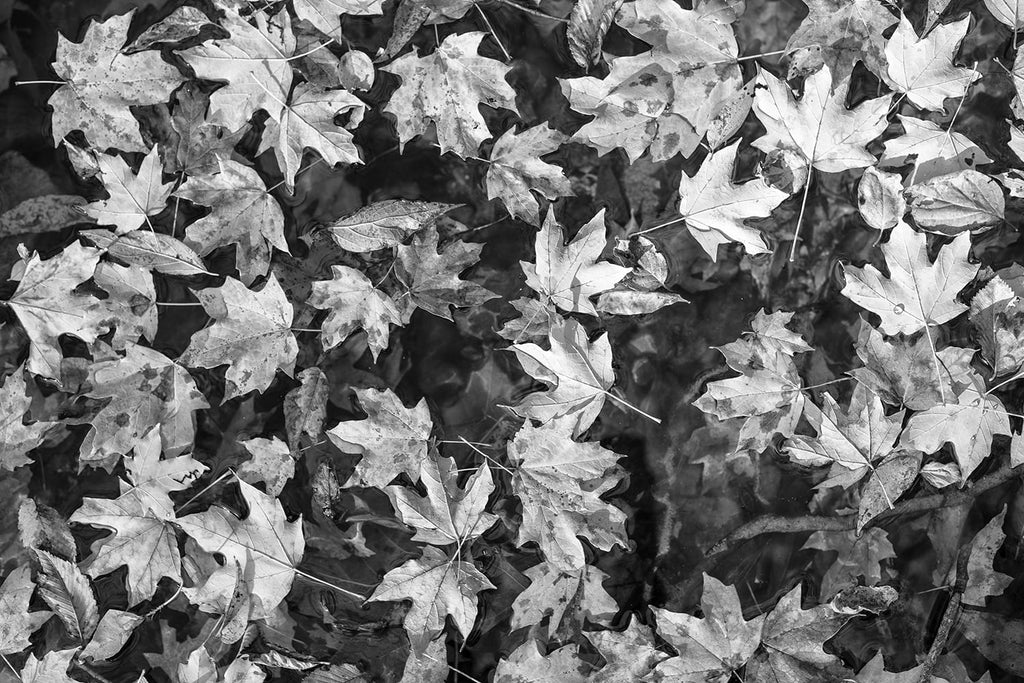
[0,653,20,681]
[789,168,813,262]
[174,469,233,514]
[476,5,511,62]
[14,80,65,86]
[602,389,661,424]
[491,0,569,23]
[287,38,336,62]
[914,542,972,683]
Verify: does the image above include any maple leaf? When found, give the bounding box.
[649,574,766,683]
[785,0,896,79]
[49,11,185,152]
[294,0,383,38]
[879,115,992,183]
[0,368,51,471]
[80,609,144,662]
[326,387,432,488]
[804,528,894,599]
[367,544,494,653]
[325,199,459,252]
[559,55,674,163]
[83,146,173,234]
[588,617,668,682]
[494,639,587,683]
[745,583,868,682]
[784,385,903,476]
[506,419,628,571]
[0,565,51,654]
[694,310,812,455]
[672,140,789,259]
[393,224,499,321]
[163,83,246,176]
[80,229,210,277]
[93,263,158,351]
[900,386,1011,483]
[387,454,496,546]
[614,0,743,160]
[522,209,629,316]
[850,322,974,410]
[509,317,615,436]
[237,436,295,496]
[257,83,365,191]
[486,125,573,225]
[80,342,208,468]
[5,242,109,380]
[71,430,202,605]
[884,16,977,112]
[178,275,298,400]
[841,222,978,335]
[752,65,891,174]
[175,158,289,286]
[177,479,304,620]
[179,10,296,131]
[509,563,617,639]
[18,649,77,683]
[308,265,401,359]
[905,170,1005,234]
[970,276,1024,377]
[383,31,518,158]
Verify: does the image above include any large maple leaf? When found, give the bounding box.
[178,275,298,400]
[176,479,304,620]
[900,387,1011,483]
[521,209,629,316]
[308,265,401,360]
[506,419,628,571]
[884,15,977,112]
[841,221,978,335]
[175,158,288,286]
[367,545,494,653]
[673,141,788,259]
[257,83,365,191]
[785,0,896,80]
[6,242,110,380]
[509,316,615,436]
[49,11,185,152]
[486,125,573,225]
[179,10,296,131]
[383,31,519,158]
[694,310,812,454]
[880,115,991,183]
[649,574,766,683]
[393,224,499,321]
[79,343,208,469]
[294,0,383,38]
[83,146,174,234]
[326,387,432,488]
[387,454,496,546]
[71,430,204,605]
[752,65,890,174]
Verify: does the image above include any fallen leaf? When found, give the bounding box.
[486,126,572,225]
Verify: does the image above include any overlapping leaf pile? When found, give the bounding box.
[3,0,1024,680]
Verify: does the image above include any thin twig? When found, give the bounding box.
[491,0,569,22]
